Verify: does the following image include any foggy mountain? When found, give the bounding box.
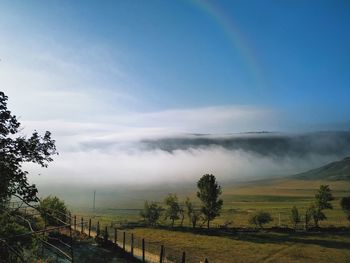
[136,131,350,157]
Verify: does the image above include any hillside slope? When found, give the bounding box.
[295,157,350,180]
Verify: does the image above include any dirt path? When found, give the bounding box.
[261,244,297,263]
[74,225,169,263]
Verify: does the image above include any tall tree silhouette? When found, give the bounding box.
[0,91,57,205]
[197,174,223,229]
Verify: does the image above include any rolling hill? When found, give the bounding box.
[294,156,350,180]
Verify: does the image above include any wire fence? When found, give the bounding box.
[72,214,211,263]
[71,208,350,263]
[1,199,74,263]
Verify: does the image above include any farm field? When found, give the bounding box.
[127,228,350,263]
[72,179,350,228]
[70,179,350,263]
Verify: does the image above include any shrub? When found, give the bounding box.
[140,201,163,226]
[340,196,350,222]
[39,196,69,226]
[249,211,273,228]
[290,206,301,230]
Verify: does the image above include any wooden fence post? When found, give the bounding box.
[181,251,186,263]
[74,215,76,231]
[123,232,125,250]
[104,226,108,243]
[69,225,74,263]
[81,217,84,234]
[142,238,145,262]
[88,219,91,237]
[114,228,117,245]
[97,221,100,237]
[159,245,164,263]
[131,233,134,256]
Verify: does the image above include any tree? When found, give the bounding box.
[179,206,185,227]
[249,211,273,228]
[312,185,334,227]
[290,206,301,230]
[164,194,181,227]
[185,197,201,228]
[197,174,223,229]
[140,201,163,226]
[39,196,69,226]
[340,196,350,222]
[304,205,314,230]
[315,185,334,210]
[0,92,57,261]
[0,91,57,205]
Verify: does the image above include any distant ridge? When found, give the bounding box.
[295,157,350,180]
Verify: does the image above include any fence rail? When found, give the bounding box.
[72,214,209,263]
[1,197,74,263]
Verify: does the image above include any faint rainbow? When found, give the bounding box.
[188,0,266,90]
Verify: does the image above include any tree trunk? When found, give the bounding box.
[180,214,184,227]
[207,220,210,229]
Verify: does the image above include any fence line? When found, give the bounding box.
[72,214,206,263]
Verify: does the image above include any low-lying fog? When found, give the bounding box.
[25,130,350,207]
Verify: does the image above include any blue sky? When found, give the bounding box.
[1,0,350,133]
[1,0,350,186]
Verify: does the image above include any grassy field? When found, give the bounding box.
[72,179,350,228]
[70,179,350,262]
[128,228,350,263]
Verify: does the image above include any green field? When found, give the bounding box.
[71,179,350,262]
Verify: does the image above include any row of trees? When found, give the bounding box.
[289,185,350,230]
[246,185,350,229]
[141,174,223,229]
[141,181,350,230]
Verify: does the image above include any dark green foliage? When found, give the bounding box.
[164,194,181,227]
[140,201,163,226]
[310,185,334,227]
[304,205,314,230]
[306,204,326,228]
[0,91,57,204]
[249,211,273,228]
[340,196,350,221]
[185,197,201,228]
[39,196,69,226]
[0,212,39,262]
[315,185,334,210]
[0,92,56,260]
[197,174,223,229]
[290,206,301,229]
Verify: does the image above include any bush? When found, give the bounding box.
[290,206,301,230]
[340,196,350,222]
[140,201,163,226]
[39,196,69,226]
[249,211,273,228]
[0,212,39,261]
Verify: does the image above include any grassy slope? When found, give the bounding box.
[294,156,350,180]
